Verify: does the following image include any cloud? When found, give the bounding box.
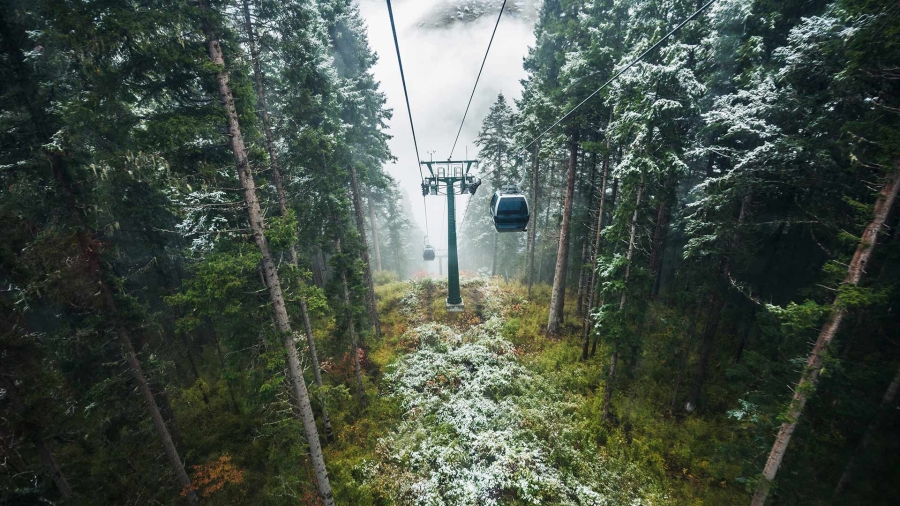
[357,0,536,248]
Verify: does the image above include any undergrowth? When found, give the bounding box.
[327,276,750,505]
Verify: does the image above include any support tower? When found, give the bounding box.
[421,160,480,312]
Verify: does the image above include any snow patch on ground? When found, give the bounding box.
[361,279,660,505]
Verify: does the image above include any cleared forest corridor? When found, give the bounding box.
[325,277,742,504]
[3,0,899,505]
[353,277,657,504]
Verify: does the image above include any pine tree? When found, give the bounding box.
[197,0,333,502]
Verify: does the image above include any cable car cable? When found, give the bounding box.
[447,0,508,160]
[385,0,429,231]
[516,0,716,157]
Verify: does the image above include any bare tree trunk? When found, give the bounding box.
[527,145,539,297]
[751,167,900,506]
[202,6,334,503]
[582,147,611,359]
[118,326,199,504]
[367,187,383,271]
[312,247,326,288]
[242,0,333,437]
[833,363,900,499]
[603,180,643,420]
[337,238,367,407]
[155,388,184,448]
[547,132,579,334]
[576,239,589,315]
[349,166,382,339]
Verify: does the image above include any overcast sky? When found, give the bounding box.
[356,0,536,250]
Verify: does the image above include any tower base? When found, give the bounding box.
[446,298,465,312]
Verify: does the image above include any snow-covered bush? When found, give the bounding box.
[370,317,660,505]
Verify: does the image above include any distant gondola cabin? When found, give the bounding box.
[423,245,436,261]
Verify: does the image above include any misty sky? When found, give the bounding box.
[357,0,536,251]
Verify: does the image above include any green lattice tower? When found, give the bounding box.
[421,160,480,312]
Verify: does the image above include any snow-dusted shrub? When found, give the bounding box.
[372,318,660,505]
[400,282,424,324]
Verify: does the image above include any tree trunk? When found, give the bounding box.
[684,187,750,412]
[33,435,71,497]
[582,148,610,359]
[202,6,334,503]
[176,328,210,406]
[240,0,287,217]
[337,238,367,407]
[491,231,499,277]
[312,247,327,288]
[576,239,589,316]
[204,320,241,415]
[609,177,619,223]
[577,151,599,315]
[242,0,332,437]
[527,145,539,297]
[833,363,900,499]
[537,160,556,285]
[602,342,618,421]
[349,166,382,339]
[119,325,198,503]
[602,180,643,420]
[650,164,677,299]
[300,297,334,441]
[547,132,579,334]
[751,166,900,506]
[734,306,756,364]
[652,202,672,297]
[684,291,724,413]
[367,187,383,272]
[648,199,668,298]
[155,388,184,448]
[54,160,200,505]
[590,176,617,358]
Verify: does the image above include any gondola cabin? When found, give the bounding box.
[490,185,530,233]
[423,245,436,261]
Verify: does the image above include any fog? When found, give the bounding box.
[357,0,537,253]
